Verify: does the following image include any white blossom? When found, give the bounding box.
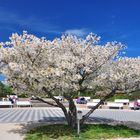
[0,31,139,97]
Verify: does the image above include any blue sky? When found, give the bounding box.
[0,0,140,59]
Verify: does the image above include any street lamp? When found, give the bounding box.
[77,110,82,135]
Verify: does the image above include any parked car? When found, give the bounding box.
[54,96,64,101]
[76,97,87,104]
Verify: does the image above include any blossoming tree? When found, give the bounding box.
[0,31,140,128]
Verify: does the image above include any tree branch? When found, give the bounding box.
[78,49,120,87]
[80,88,117,124]
[35,97,58,107]
[42,87,70,122]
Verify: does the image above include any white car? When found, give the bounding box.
[54,96,63,101]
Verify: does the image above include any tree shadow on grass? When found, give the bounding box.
[7,116,67,136]
[7,116,140,138]
[87,117,140,130]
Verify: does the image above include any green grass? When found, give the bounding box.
[107,91,140,101]
[73,90,140,101]
[24,124,140,140]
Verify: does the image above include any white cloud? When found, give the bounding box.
[0,7,61,34]
[17,17,61,34]
[0,7,90,36]
[64,28,88,37]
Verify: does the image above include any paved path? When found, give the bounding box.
[0,108,140,124]
[0,108,140,140]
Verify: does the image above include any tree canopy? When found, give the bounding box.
[0,31,140,128]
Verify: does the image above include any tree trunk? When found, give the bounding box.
[42,87,77,129]
[42,87,117,129]
[67,97,77,128]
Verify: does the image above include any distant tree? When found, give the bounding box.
[0,81,13,97]
[0,31,140,128]
[0,81,5,97]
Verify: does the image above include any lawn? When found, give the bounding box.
[24,124,140,140]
